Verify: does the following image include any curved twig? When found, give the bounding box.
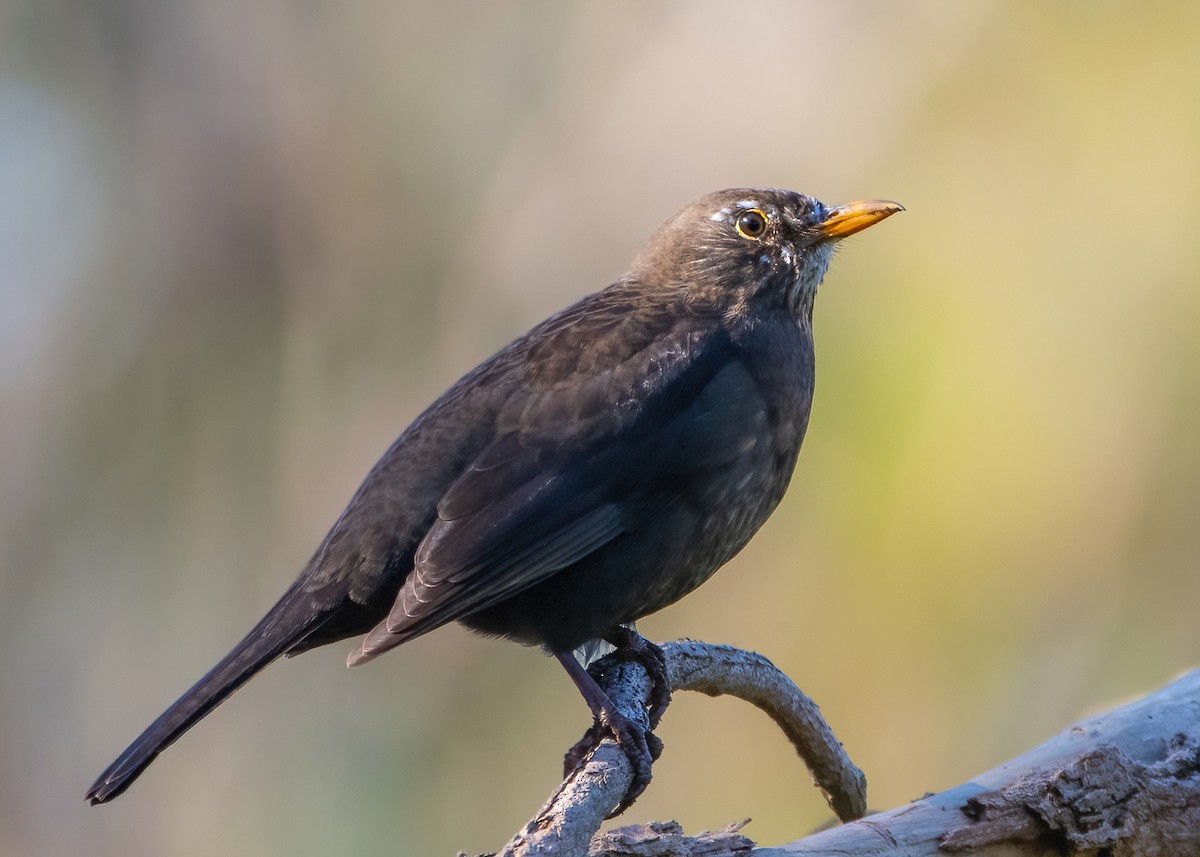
[666,640,867,823]
[493,639,864,856]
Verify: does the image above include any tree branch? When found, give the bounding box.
[492,640,866,857]
[665,640,867,823]
[484,649,1200,857]
[768,668,1200,856]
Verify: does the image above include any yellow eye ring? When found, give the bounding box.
[735,208,768,240]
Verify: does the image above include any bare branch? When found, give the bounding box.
[769,669,1200,855]
[589,820,754,856]
[488,650,1200,857]
[665,640,867,823]
[496,654,654,857]
[493,640,863,856]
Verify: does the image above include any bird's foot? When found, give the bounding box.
[559,627,672,816]
[601,626,672,729]
[562,721,605,775]
[562,707,663,816]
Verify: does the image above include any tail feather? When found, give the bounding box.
[86,612,303,805]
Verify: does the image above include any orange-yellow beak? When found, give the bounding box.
[819,200,904,241]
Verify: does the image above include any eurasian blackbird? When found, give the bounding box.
[87,187,901,808]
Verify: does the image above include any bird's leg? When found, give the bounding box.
[556,627,672,815]
[556,650,658,816]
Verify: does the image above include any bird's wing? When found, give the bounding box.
[349,321,771,663]
[343,314,768,662]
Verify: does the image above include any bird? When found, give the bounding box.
[86,187,902,809]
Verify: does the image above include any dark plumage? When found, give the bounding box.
[86,187,901,806]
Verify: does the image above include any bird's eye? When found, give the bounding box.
[735,209,768,240]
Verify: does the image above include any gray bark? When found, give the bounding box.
[483,643,1200,857]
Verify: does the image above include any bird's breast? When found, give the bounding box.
[621,317,817,613]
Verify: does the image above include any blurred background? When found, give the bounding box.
[3,2,1199,854]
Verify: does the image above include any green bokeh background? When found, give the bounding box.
[3,3,1199,854]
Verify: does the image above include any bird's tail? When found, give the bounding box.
[86,606,307,805]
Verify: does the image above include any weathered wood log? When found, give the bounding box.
[767,669,1200,856]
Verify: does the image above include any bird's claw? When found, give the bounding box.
[562,721,606,775]
[562,707,662,817]
[602,627,672,729]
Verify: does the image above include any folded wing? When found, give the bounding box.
[349,321,771,664]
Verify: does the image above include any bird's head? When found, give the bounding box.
[629,188,902,324]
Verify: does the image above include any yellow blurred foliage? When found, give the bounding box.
[2,3,1199,855]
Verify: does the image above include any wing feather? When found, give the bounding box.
[348,319,768,666]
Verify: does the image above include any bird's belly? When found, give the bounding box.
[460,444,794,653]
